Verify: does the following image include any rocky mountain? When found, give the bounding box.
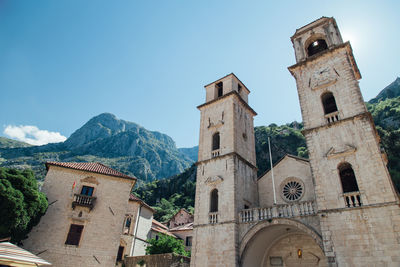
[369,77,400,104]
[178,146,198,162]
[0,113,193,181]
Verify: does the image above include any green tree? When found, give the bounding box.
[0,168,48,243]
[146,234,189,257]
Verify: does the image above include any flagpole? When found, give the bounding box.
[268,137,277,205]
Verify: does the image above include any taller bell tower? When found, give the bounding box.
[289,17,400,265]
[191,73,258,267]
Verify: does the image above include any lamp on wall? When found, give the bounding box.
[297,249,302,258]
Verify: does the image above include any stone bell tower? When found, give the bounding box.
[288,17,400,265]
[191,73,258,267]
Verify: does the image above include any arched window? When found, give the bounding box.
[212,132,220,150]
[321,92,338,114]
[123,216,131,234]
[307,39,328,56]
[210,189,218,212]
[338,162,359,193]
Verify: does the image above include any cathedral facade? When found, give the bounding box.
[191,17,400,267]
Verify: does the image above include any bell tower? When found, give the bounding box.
[191,73,258,267]
[289,17,400,265]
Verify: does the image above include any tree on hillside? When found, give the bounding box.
[0,168,48,243]
[146,234,190,257]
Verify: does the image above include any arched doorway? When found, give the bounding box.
[240,219,328,267]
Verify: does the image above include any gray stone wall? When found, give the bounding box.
[125,253,190,267]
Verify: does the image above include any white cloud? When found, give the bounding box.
[4,125,67,146]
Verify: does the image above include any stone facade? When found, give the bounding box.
[125,253,190,267]
[191,17,400,267]
[23,163,153,267]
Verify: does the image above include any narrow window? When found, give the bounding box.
[65,224,84,246]
[81,186,94,196]
[238,84,242,93]
[338,163,359,193]
[307,39,328,56]
[186,236,193,247]
[216,82,223,97]
[212,132,220,150]
[117,246,124,261]
[123,216,131,234]
[321,92,338,114]
[210,189,218,212]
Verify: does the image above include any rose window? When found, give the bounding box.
[282,180,303,201]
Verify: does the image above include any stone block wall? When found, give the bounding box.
[125,253,190,267]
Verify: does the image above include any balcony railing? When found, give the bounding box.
[325,111,339,124]
[72,194,96,210]
[239,201,316,223]
[343,191,362,207]
[209,212,218,224]
[211,149,221,158]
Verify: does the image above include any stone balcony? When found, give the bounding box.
[325,111,339,124]
[239,201,316,223]
[72,193,97,210]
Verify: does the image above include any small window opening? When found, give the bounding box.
[117,246,124,262]
[244,204,249,209]
[210,189,218,212]
[81,186,94,196]
[321,92,338,114]
[65,224,84,246]
[155,235,159,240]
[216,82,223,97]
[238,84,242,93]
[186,236,193,247]
[307,39,328,56]
[339,163,359,193]
[212,132,220,150]
[123,216,131,234]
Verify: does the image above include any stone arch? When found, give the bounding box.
[304,34,329,57]
[240,218,324,267]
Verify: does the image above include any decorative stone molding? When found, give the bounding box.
[326,144,356,159]
[80,176,99,185]
[309,67,338,90]
[204,176,223,186]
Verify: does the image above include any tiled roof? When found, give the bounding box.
[169,222,194,232]
[129,194,154,211]
[151,219,176,238]
[0,242,51,266]
[46,161,136,180]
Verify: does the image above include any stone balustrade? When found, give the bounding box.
[343,191,362,207]
[209,212,218,224]
[72,193,96,210]
[239,201,316,223]
[211,149,221,158]
[325,111,339,123]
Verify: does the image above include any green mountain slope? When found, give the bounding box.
[0,113,193,181]
[369,77,400,104]
[0,137,32,149]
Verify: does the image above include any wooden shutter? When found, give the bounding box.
[65,224,84,245]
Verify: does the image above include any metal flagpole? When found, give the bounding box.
[268,137,277,205]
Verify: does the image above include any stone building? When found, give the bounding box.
[23,162,153,267]
[168,209,194,251]
[191,17,400,267]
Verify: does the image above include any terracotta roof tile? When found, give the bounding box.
[46,161,136,180]
[169,222,194,232]
[129,194,154,211]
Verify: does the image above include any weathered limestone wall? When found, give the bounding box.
[125,253,190,267]
[258,156,314,207]
[23,166,135,267]
[131,206,153,256]
[292,47,365,131]
[320,205,400,266]
[191,223,238,267]
[306,117,397,210]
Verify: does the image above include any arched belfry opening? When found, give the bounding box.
[338,162,359,193]
[210,189,218,212]
[212,132,220,150]
[321,92,338,114]
[307,39,328,57]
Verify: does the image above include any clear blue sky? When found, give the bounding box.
[1,0,399,147]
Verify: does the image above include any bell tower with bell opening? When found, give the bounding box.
[288,17,400,265]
